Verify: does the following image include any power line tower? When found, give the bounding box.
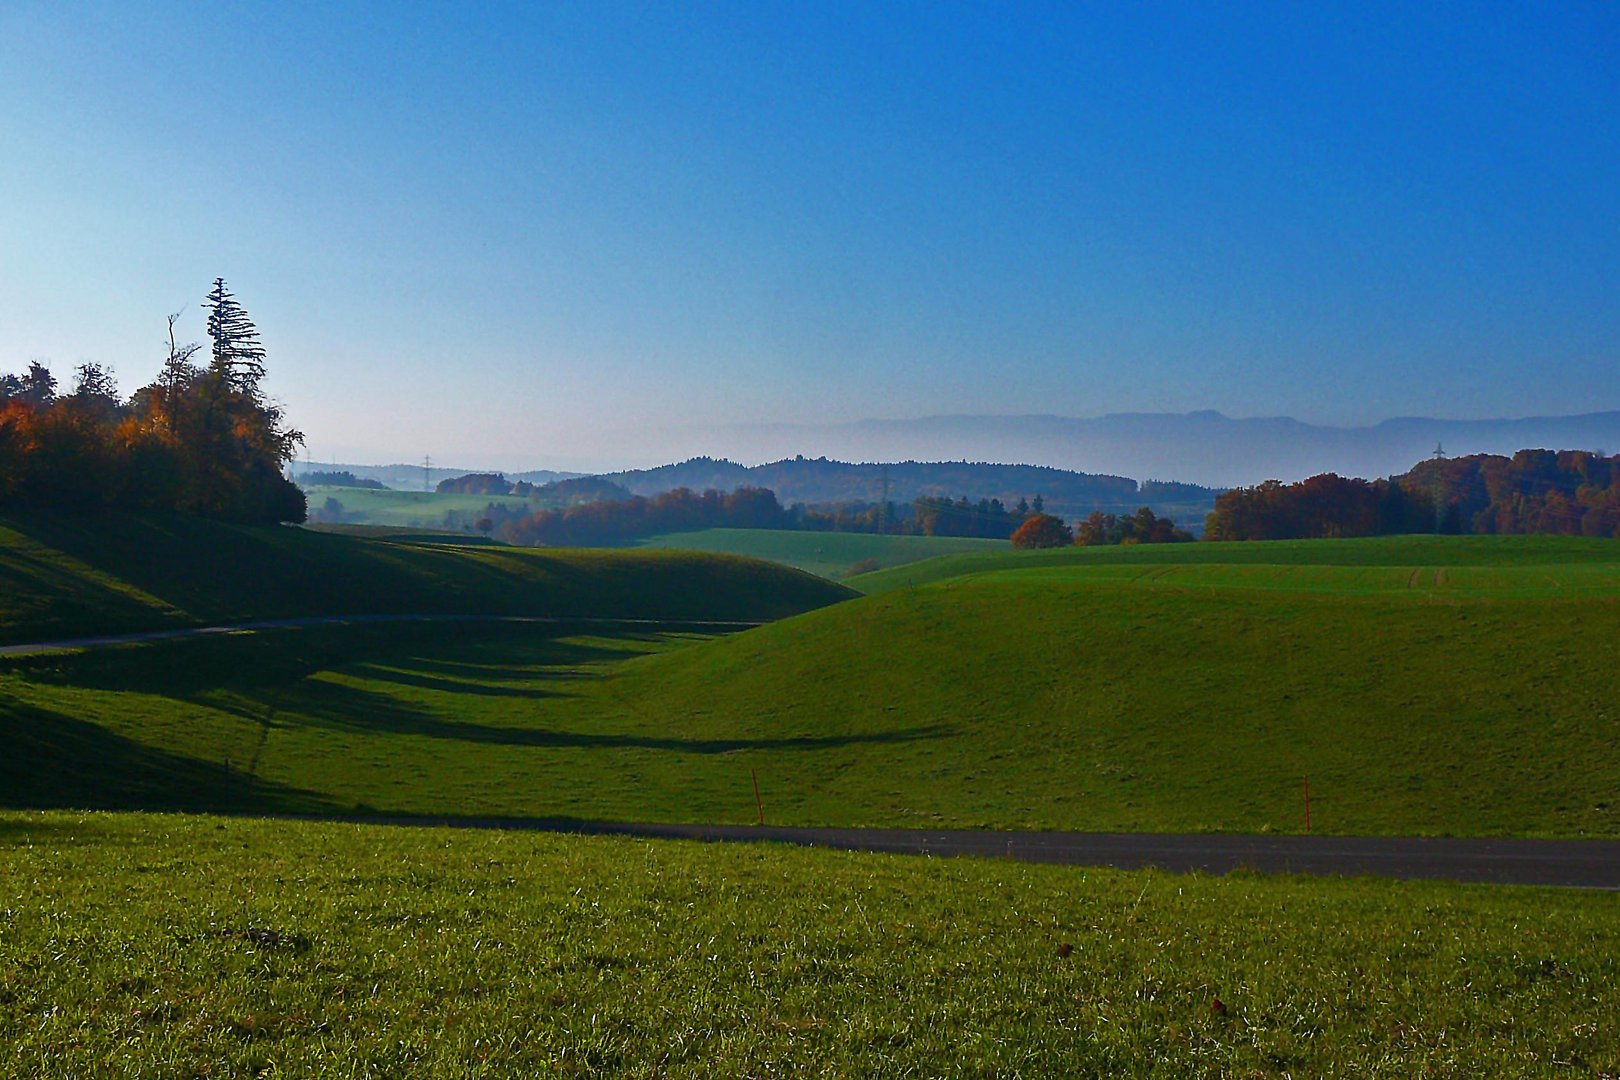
[423,454,432,493]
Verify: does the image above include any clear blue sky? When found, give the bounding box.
[2,2,1615,468]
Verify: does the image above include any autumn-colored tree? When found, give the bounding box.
[0,284,305,524]
[1202,450,1620,541]
[1010,512,1073,549]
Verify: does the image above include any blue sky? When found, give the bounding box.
[1,2,1615,468]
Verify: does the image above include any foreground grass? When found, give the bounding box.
[5,547,1618,837]
[636,527,1007,579]
[0,812,1615,1077]
[0,512,851,643]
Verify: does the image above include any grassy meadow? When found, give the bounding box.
[635,527,1007,579]
[2,811,1616,1077]
[3,518,1619,1074]
[301,485,537,528]
[848,533,1620,592]
[0,513,850,644]
[4,532,1617,837]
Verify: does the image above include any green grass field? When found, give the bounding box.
[5,534,1617,836]
[636,527,1007,579]
[849,533,1620,592]
[303,523,508,546]
[0,512,851,644]
[302,485,538,527]
[2,811,1615,1077]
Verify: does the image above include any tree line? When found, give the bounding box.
[304,470,385,490]
[0,281,304,523]
[474,484,1202,548]
[1204,449,1620,540]
[1010,507,1193,549]
[494,486,790,546]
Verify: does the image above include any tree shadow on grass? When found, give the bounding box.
[0,695,339,814]
[342,665,581,699]
[398,635,691,680]
[11,623,678,699]
[263,674,955,753]
[4,620,944,764]
[0,814,119,847]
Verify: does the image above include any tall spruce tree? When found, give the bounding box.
[204,278,267,392]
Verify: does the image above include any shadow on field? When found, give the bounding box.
[1,620,936,765]
[0,815,119,846]
[12,624,681,699]
[260,673,955,753]
[0,694,337,813]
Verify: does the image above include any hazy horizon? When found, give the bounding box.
[4,3,1615,469]
[288,407,1619,492]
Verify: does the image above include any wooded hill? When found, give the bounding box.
[601,456,1219,519]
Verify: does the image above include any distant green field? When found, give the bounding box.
[849,533,1620,592]
[303,523,506,546]
[302,485,537,527]
[0,512,851,644]
[3,811,1616,1076]
[6,537,1617,837]
[636,527,1007,579]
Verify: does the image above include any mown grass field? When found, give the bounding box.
[301,485,537,527]
[0,513,851,644]
[635,527,1006,579]
[303,523,507,547]
[5,534,1617,837]
[849,533,1620,592]
[2,811,1615,1077]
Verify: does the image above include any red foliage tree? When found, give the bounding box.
[1010,512,1074,549]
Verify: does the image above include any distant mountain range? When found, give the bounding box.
[684,411,1620,488]
[297,410,1620,496]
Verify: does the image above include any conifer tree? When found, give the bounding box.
[204,278,267,392]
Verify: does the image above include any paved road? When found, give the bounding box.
[309,815,1620,888]
[0,613,763,657]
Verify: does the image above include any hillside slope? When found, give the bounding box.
[849,533,1620,593]
[6,537,1616,837]
[0,513,853,643]
[588,558,1620,836]
[635,528,1006,579]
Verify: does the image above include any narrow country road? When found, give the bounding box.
[0,613,764,657]
[291,815,1620,889]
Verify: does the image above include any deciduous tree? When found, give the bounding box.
[1010,512,1073,549]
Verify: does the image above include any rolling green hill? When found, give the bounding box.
[5,534,1616,837]
[634,528,1006,579]
[848,533,1620,593]
[0,512,852,644]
